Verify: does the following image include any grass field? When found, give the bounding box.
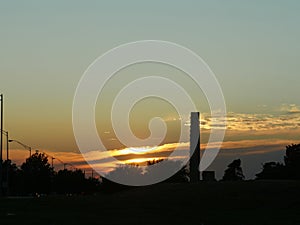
[1,180,300,225]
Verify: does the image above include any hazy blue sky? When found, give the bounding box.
[1,0,300,175]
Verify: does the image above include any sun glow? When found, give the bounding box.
[110,146,160,156]
[126,146,158,154]
[123,157,162,165]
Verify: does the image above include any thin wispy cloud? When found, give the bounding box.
[82,138,296,173]
[9,136,297,175]
[279,104,300,114]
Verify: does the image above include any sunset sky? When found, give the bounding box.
[1,1,300,179]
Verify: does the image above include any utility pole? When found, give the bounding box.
[0,130,9,196]
[51,157,55,169]
[0,94,3,196]
[5,131,9,196]
[6,131,9,161]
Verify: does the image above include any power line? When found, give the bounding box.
[40,151,78,171]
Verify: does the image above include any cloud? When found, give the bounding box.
[280,104,300,114]
[9,137,298,176]
[178,104,300,132]
[8,105,300,176]
[88,138,298,173]
[190,111,300,132]
[9,149,89,171]
[217,139,294,155]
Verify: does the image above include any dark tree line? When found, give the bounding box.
[2,143,300,195]
[1,154,189,195]
[1,152,100,196]
[256,144,300,180]
[222,143,300,181]
[101,159,189,192]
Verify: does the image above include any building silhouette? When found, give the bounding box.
[189,112,200,182]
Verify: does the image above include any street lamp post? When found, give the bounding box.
[8,140,32,158]
[1,130,9,160]
[1,130,9,196]
[0,94,3,196]
[51,157,55,169]
[65,162,76,171]
[53,157,64,170]
[41,151,63,171]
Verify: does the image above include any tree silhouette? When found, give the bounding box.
[256,162,286,180]
[166,164,189,183]
[54,169,100,194]
[105,164,144,185]
[101,159,189,192]
[222,159,245,181]
[1,160,22,195]
[256,144,300,180]
[284,144,300,179]
[20,152,54,194]
[147,159,164,165]
[101,164,143,192]
[146,159,189,183]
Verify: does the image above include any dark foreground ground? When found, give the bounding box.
[1,180,300,225]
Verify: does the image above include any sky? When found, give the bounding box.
[1,0,300,179]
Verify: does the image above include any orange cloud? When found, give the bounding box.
[9,137,297,174]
